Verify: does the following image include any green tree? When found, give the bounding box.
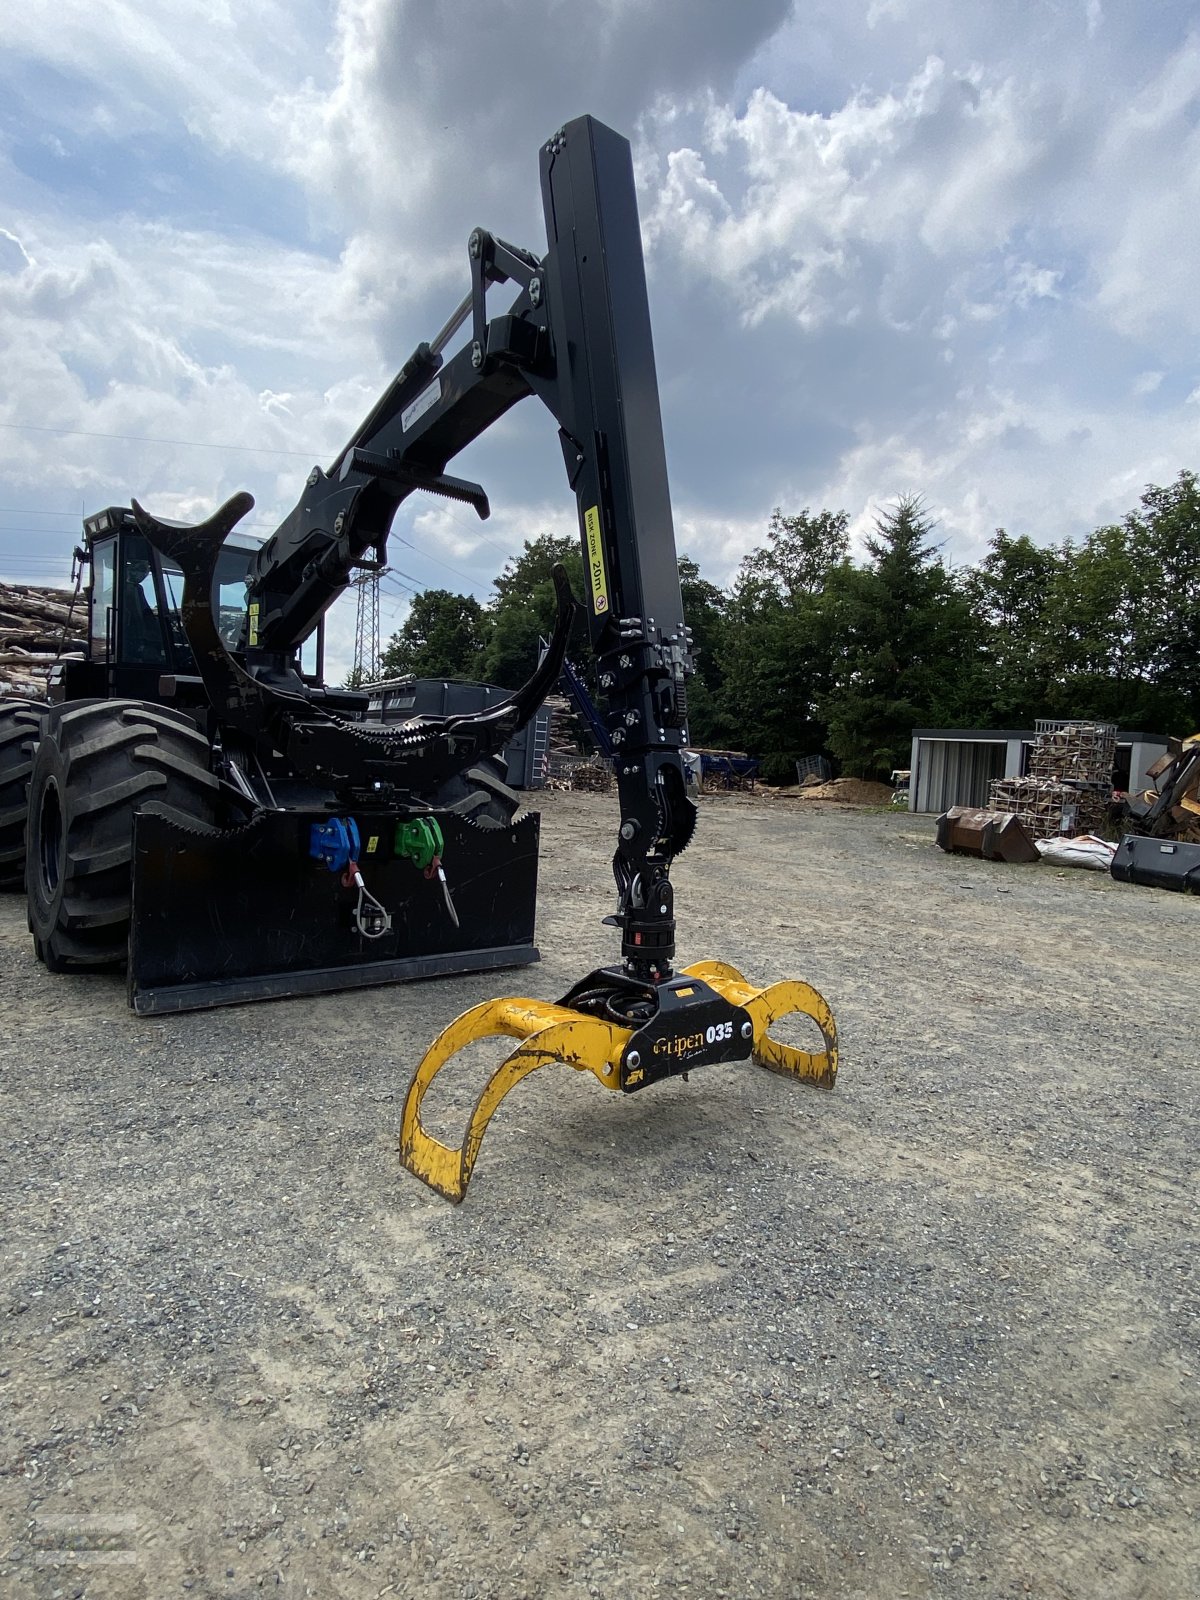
[742,506,850,598]
[1040,524,1150,721]
[1127,470,1200,725]
[1023,472,1199,729]
[821,496,979,778]
[716,507,854,768]
[480,533,589,689]
[379,589,487,680]
[958,530,1063,724]
[677,554,728,745]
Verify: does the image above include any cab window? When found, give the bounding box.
[90,538,116,658]
[118,532,168,667]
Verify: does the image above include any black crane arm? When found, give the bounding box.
[249,116,696,977]
[140,115,697,981]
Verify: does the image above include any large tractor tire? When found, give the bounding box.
[26,699,220,972]
[426,757,522,829]
[0,698,48,891]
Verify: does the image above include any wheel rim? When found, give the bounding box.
[39,777,63,897]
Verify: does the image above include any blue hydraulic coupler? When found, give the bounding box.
[309,817,361,875]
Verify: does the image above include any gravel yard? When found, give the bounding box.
[0,791,1196,1598]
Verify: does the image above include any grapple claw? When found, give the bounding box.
[400,960,839,1203]
[399,996,624,1203]
[682,960,838,1088]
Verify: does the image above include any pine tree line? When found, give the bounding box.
[377,470,1200,782]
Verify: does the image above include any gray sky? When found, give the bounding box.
[2,1,1198,676]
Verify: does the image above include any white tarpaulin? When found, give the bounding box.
[1035,834,1119,871]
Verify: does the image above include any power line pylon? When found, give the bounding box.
[351,566,386,684]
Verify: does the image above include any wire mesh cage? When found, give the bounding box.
[1028,720,1117,784]
[795,754,833,784]
[988,776,1109,840]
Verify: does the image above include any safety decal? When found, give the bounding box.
[402,376,442,433]
[248,602,260,647]
[584,505,609,615]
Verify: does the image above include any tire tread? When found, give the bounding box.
[27,698,217,968]
[0,699,48,888]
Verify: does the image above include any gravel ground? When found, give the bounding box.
[0,791,1196,1599]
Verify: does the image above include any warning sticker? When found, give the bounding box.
[248,602,260,647]
[402,376,442,433]
[584,505,609,615]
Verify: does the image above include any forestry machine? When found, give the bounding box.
[0,116,837,1201]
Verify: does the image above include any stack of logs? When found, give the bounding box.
[560,760,613,793]
[0,581,85,699]
[988,719,1117,839]
[540,694,614,792]
[1027,719,1116,785]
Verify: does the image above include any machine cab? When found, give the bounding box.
[51,506,262,704]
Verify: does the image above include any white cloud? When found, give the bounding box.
[1087,34,1200,340]
[3,0,1200,616]
[0,1,319,156]
[643,67,1077,331]
[813,381,1200,567]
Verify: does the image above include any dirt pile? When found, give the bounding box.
[790,776,895,805]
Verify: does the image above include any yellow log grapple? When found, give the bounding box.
[401,961,837,1202]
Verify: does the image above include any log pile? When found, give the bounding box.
[693,748,758,792]
[987,776,1108,840]
[1028,719,1116,784]
[988,719,1117,839]
[0,581,86,699]
[562,759,613,793]
[539,694,615,791]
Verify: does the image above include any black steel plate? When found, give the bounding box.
[128,808,539,1012]
[620,975,752,1092]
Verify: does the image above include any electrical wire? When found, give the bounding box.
[0,507,85,518]
[0,420,317,458]
[393,534,485,587]
[426,499,521,563]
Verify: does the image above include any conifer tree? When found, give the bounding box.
[821,496,978,778]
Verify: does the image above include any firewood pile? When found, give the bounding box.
[988,719,1116,839]
[539,694,614,792]
[542,754,613,793]
[562,759,613,793]
[1027,719,1116,784]
[0,581,86,698]
[987,776,1108,840]
[693,748,759,792]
